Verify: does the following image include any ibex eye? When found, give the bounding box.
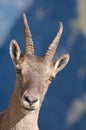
[16,68,21,74]
[48,76,54,81]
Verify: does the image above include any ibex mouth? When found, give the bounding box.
[23,106,36,111]
[21,106,37,114]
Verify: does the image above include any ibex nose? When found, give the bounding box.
[24,95,38,106]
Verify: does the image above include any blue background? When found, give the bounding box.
[0,0,86,130]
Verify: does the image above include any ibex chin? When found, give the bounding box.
[0,14,70,130]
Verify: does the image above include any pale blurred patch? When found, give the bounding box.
[35,7,46,21]
[0,0,35,47]
[65,96,86,127]
[68,0,86,46]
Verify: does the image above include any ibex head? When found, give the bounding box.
[9,14,70,114]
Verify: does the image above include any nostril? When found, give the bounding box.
[32,98,38,103]
[24,96,30,103]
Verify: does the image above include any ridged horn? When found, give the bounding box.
[23,13,34,55]
[44,22,63,61]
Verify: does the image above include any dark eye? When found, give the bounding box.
[16,68,21,74]
[48,76,54,81]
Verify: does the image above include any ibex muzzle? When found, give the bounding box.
[10,14,70,115]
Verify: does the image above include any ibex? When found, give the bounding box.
[0,14,70,130]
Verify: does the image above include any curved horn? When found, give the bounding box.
[23,13,34,55]
[44,22,63,61]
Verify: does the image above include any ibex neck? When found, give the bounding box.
[0,86,39,130]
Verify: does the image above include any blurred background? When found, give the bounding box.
[0,0,86,130]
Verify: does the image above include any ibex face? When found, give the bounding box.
[10,14,70,115]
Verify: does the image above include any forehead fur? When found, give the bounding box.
[19,55,52,77]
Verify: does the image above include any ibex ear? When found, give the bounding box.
[53,54,70,74]
[9,40,21,65]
